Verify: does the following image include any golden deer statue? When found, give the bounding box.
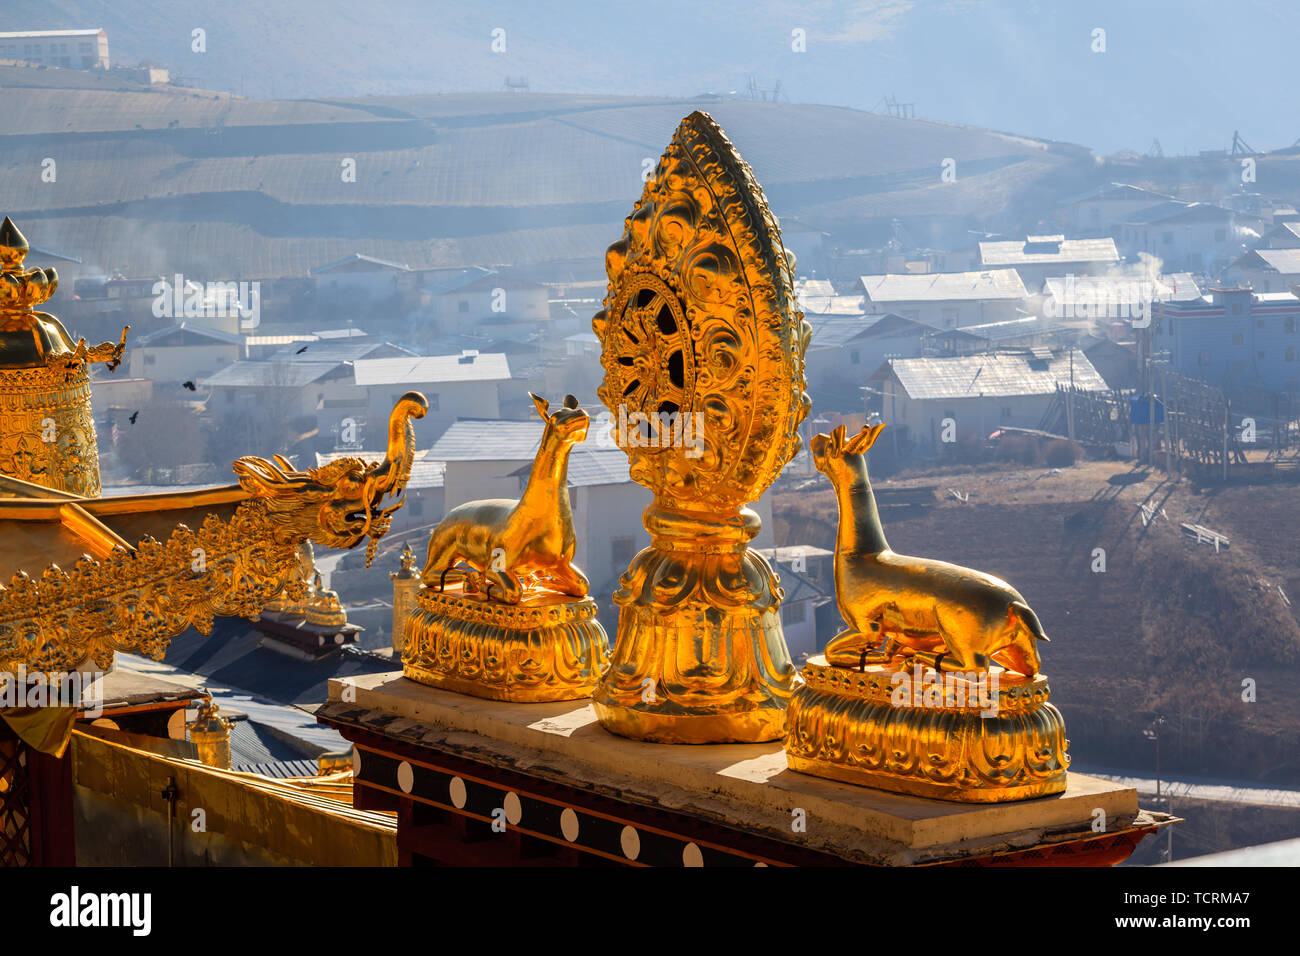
[420,393,591,604]
[811,423,1050,677]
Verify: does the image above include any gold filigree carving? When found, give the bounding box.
[0,393,428,674]
[786,658,1070,802]
[590,111,811,743]
[402,583,608,702]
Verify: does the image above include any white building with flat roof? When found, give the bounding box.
[0,29,108,69]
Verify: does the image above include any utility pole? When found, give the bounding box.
[1144,716,1170,862]
[1224,399,1231,481]
[1066,347,1076,442]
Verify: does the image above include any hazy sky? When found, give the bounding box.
[18,0,1297,155]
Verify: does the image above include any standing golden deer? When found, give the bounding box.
[420,393,591,604]
[811,423,1050,677]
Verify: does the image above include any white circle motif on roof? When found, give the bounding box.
[560,808,580,842]
[620,825,640,861]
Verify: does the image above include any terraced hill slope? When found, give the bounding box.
[0,82,1089,281]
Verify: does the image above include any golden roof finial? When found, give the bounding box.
[0,215,31,271]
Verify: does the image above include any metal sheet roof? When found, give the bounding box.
[979,237,1118,267]
[1253,248,1300,273]
[202,360,340,388]
[352,352,511,386]
[860,269,1027,303]
[430,419,545,461]
[886,350,1107,400]
[430,418,623,464]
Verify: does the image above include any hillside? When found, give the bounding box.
[775,461,1300,784]
[0,81,1088,281]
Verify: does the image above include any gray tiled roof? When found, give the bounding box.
[886,350,1107,400]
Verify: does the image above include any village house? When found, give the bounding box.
[349,350,512,446]
[127,323,242,384]
[1256,221,1300,250]
[804,313,932,413]
[309,253,416,302]
[1226,248,1300,293]
[858,269,1028,329]
[1057,182,1175,239]
[424,270,551,337]
[1154,287,1300,395]
[202,340,413,421]
[977,235,1119,290]
[1119,201,1243,274]
[870,349,1108,452]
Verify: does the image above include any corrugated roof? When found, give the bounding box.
[1058,182,1173,205]
[244,333,318,346]
[266,341,402,364]
[860,269,1027,303]
[1124,201,1232,226]
[806,315,876,348]
[352,352,511,385]
[430,419,545,461]
[979,237,1118,267]
[136,322,243,346]
[885,350,1107,400]
[556,448,633,487]
[800,293,867,314]
[1041,273,1202,304]
[233,758,323,779]
[202,360,339,388]
[430,418,621,463]
[313,327,370,339]
[1252,249,1300,273]
[310,252,411,274]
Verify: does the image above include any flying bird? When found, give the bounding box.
[128,411,139,425]
[182,380,196,391]
[296,345,310,354]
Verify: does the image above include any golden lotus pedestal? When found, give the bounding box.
[785,656,1069,803]
[401,583,609,702]
[592,508,798,745]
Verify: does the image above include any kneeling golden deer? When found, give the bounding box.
[420,393,590,604]
[811,423,1049,677]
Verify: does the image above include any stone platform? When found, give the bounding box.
[318,672,1170,866]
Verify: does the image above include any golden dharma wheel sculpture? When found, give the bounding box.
[590,112,812,743]
[0,217,127,497]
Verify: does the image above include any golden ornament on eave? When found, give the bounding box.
[591,111,812,743]
[0,216,127,497]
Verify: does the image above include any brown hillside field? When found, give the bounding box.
[775,460,1300,783]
